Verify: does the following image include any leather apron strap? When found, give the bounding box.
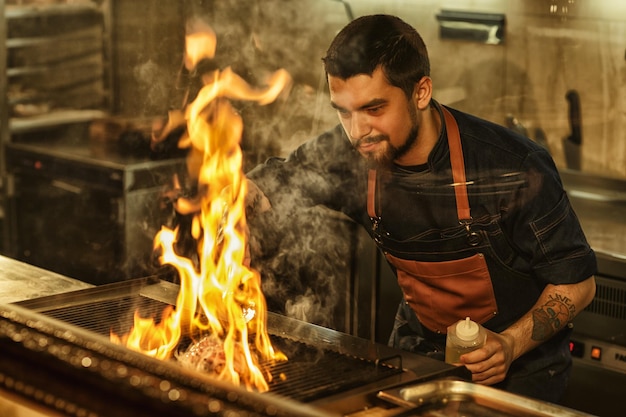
[367,169,377,219]
[442,107,471,223]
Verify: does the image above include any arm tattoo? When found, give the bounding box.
[531,293,576,341]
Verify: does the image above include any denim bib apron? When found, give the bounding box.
[368,108,543,342]
[365,107,573,402]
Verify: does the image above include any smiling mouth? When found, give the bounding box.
[358,142,378,152]
[355,136,384,152]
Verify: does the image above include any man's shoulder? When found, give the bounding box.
[447,106,544,157]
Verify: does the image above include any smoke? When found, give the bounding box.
[251,203,355,331]
[131,59,179,117]
[247,159,358,331]
[285,291,321,323]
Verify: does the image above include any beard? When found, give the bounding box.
[357,103,420,168]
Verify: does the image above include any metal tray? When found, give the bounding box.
[378,379,595,417]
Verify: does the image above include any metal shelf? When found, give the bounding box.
[6,25,101,48]
[0,1,114,254]
[7,51,103,77]
[9,109,108,133]
[5,3,100,19]
[1,1,112,134]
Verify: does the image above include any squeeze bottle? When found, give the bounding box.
[445,317,486,365]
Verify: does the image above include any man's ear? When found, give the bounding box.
[414,76,433,110]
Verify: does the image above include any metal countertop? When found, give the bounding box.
[0,255,93,304]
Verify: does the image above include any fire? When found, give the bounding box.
[111,24,291,392]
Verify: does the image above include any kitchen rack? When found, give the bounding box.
[0,0,113,251]
[1,1,112,134]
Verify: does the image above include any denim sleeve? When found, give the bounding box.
[505,150,596,285]
[246,124,363,213]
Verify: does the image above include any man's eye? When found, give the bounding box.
[368,106,383,114]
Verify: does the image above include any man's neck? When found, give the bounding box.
[395,105,442,167]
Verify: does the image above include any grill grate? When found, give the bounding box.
[266,337,401,402]
[31,293,402,402]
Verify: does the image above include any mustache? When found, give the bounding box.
[353,134,387,149]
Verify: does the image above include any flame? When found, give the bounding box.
[184,25,217,70]
[111,25,291,392]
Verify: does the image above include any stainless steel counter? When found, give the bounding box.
[0,255,92,304]
[561,169,626,266]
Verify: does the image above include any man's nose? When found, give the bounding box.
[349,113,371,142]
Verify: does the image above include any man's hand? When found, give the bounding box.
[459,277,596,385]
[459,330,515,385]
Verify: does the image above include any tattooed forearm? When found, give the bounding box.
[531,293,576,341]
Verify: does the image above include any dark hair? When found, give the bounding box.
[322,14,430,99]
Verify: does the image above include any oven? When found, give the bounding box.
[3,122,185,285]
[559,170,626,417]
[561,256,626,417]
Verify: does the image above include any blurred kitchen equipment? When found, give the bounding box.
[505,113,528,137]
[435,10,506,44]
[563,90,582,170]
[4,123,185,284]
[559,169,626,417]
[505,114,550,152]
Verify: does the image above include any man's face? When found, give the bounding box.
[328,67,419,167]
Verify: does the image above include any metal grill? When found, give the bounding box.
[0,302,328,417]
[20,280,403,403]
[42,295,163,335]
[265,338,401,402]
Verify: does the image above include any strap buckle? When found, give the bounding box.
[460,218,481,246]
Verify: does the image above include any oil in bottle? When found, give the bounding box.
[445,317,486,365]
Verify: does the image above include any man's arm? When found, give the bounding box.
[461,276,596,385]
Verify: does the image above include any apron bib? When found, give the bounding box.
[368,107,498,334]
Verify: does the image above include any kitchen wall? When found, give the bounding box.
[114,0,626,178]
[112,1,186,116]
